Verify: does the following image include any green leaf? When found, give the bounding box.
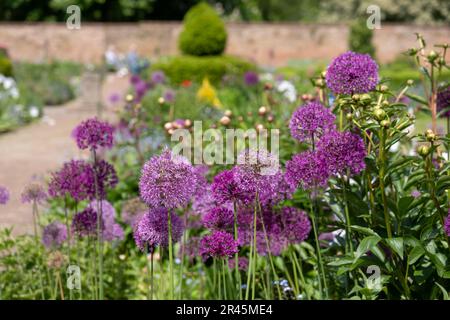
[405,93,428,106]
[355,236,381,260]
[385,237,404,259]
[408,245,425,264]
[397,196,414,216]
[350,226,380,237]
[435,283,449,300]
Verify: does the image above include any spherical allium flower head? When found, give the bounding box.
[21,183,47,204]
[94,160,118,199]
[235,148,281,202]
[211,168,252,205]
[244,71,259,86]
[48,160,95,201]
[0,185,10,205]
[202,207,234,231]
[151,71,166,84]
[280,207,311,244]
[71,207,99,238]
[200,230,239,259]
[134,208,184,252]
[317,130,366,176]
[42,221,67,249]
[164,89,175,103]
[445,212,450,237]
[89,200,124,242]
[325,51,379,94]
[228,256,249,271]
[122,197,147,228]
[289,102,336,143]
[285,151,330,190]
[72,117,114,150]
[437,86,450,118]
[139,148,196,209]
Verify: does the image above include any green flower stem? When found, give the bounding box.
[310,193,327,299]
[167,209,174,300]
[378,127,392,238]
[233,201,242,299]
[92,149,104,300]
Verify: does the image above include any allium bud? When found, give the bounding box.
[373,108,386,121]
[125,94,134,102]
[380,119,390,128]
[352,94,360,101]
[224,110,233,117]
[428,50,438,62]
[346,113,353,120]
[417,145,430,157]
[220,116,231,126]
[258,106,267,116]
[158,97,165,105]
[407,79,414,86]
[164,122,173,130]
[380,85,389,92]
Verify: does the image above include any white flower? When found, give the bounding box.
[260,73,274,82]
[276,80,297,103]
[3,77,15,90]
[29,106,39,118]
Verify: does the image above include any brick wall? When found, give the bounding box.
[0,22,448,66]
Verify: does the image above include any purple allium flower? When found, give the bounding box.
[285,151,330,190]
[164,89,176,103]
[200,230,239,259]
[93,160,118,198]
[151,71,166,84]
[72,118,114,150]
[280,207,311,244]
[108,93,121,104]
[0,185,10,205]
[202,207,234,231]
[289,102,336,143]
[437,86,450,118]
[134,78,151,102]
[42,221,67,249]
[130,74,141,85]
[234,148,280,202]
[445,213,450,237]
[49,160,117,201]
[48,160,95,201]
[211,168,252,205]
[244,71,259,86]
[89,200,124,242]
[134,208,184,252]
[122,197,147,228]
[139,148,196,209]
[325,51,379,94]
[228,256,249,271]
[316,131,366,176]
[72,207,99,238]
[21,183,47,204]
[411,190,421,198]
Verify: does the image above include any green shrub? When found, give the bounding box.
[178,2,227,56]
[349,19,376,58]
[151,55,255,84]
[0,55,13,77]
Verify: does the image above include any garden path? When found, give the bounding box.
[0,73,129,235]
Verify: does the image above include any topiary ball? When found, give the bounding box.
[178,2,227,56]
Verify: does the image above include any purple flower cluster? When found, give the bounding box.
[42,221,67,249]
[437,86,450,118]
[132,75,152,102]
[21,183,47,204]
[243,71,259,86]
[289,102,336,143]
[151,71,166,85]
[316,131,366,175]
[89,200,124,242]
[72,118,114,150]
[445,213,450,237]
[164,89,176,103]
[71,207,99,238]
[202,207,234,231]
[211,168,252,205]
[285,151,330,190]
[0,185,10,205]
[200,230,238,259]
[134,208,184,252]
[122,197,147,228]
[325,51,379,94]
[48,160,117,201]
[279,207,311,243]
[139,148,196,209]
